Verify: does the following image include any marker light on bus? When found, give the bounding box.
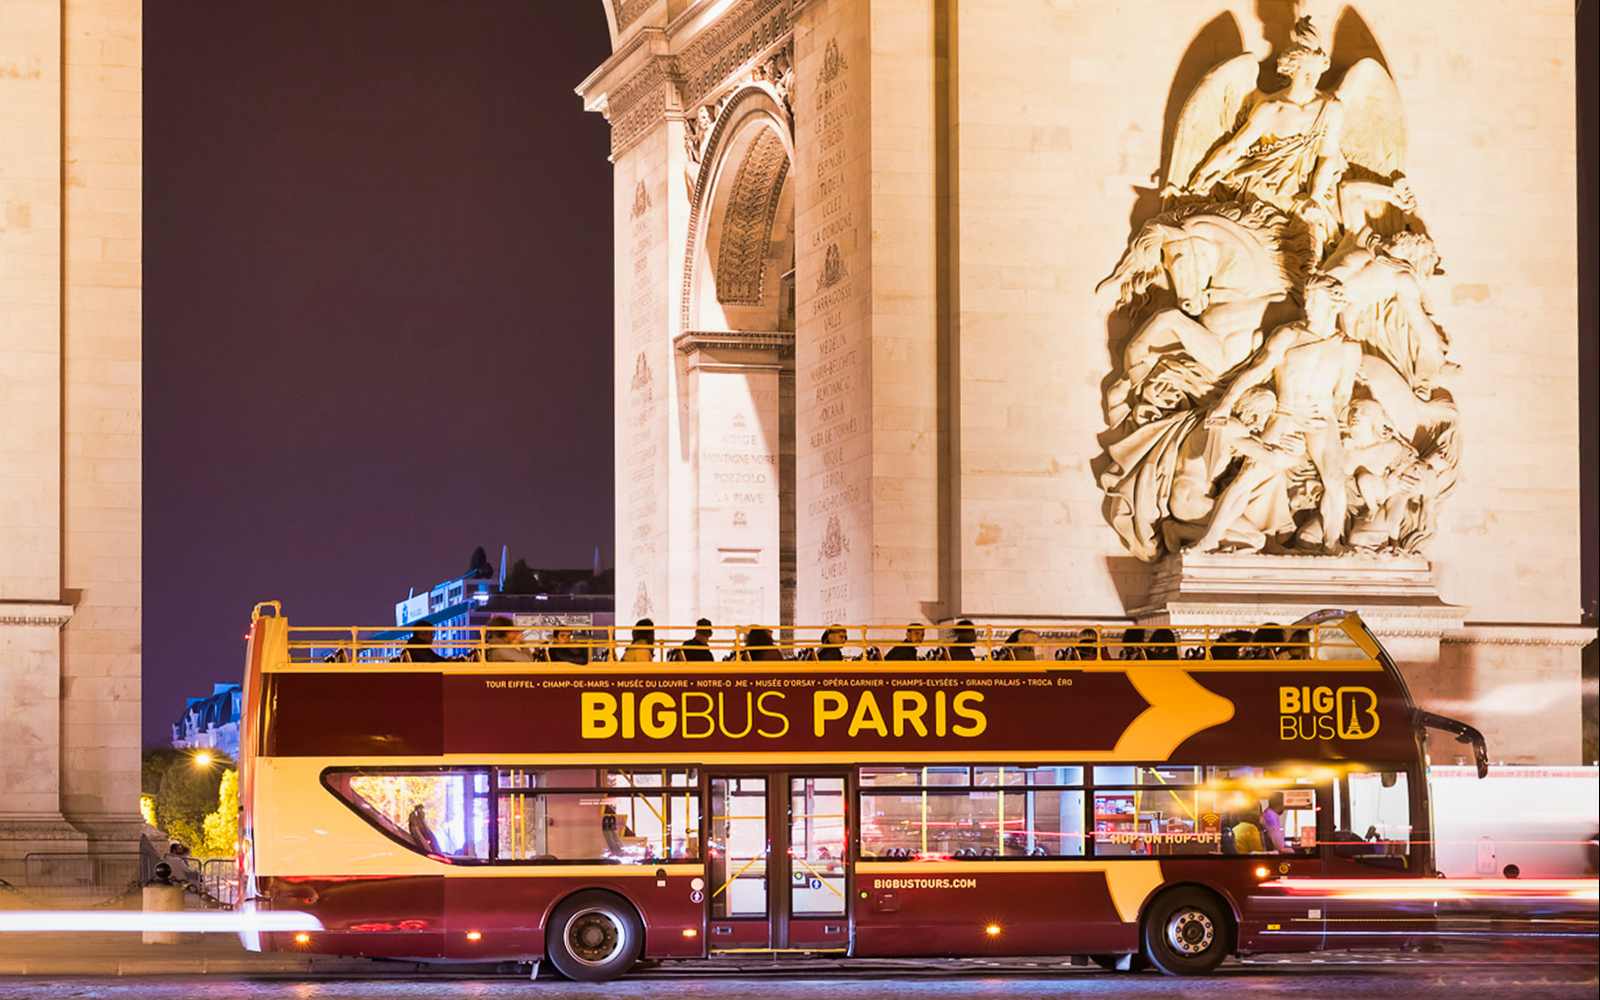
[294,933,310,944]
[466,931,482,941]
[986,924,1001,936]
[1255,867,1270,878]
[683,928,699,938]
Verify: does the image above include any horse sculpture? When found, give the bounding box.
[1099,201,1313,425]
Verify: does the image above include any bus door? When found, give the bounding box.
[707,773,851,952]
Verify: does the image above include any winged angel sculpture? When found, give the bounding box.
[1098,13,1460,562]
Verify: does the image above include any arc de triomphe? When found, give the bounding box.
[579,0,1591,762]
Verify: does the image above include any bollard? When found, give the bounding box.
[142,882,186,944]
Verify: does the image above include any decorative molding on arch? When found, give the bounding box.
[607,52,677,160]
[675,330,796,357]
[715,128,789,306]
[680,85,794,332]
[675,0,791,110]
[0,602,75,628]
[612,0,655,34]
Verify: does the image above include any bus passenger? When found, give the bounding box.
[1247,625,1286,659]
[1210,629,1252,660]
[678,618,715,662]
[548,627,590,665]
[1148,627,1180,661]
[621,619,656,662]
[1000,628,1040,661]
[1068,628,1100,661]
[402,627,445,663]
[408,804,442,854]
[1260,792,1288,852]
[815,625,848,661]
[944,620,979,660]
[1282,628,1313,659]
[1232,806,1265,854]
[485,615,533,662]
[742,627,785,661]
[885,623,925,661]
[1119,627,1147,660]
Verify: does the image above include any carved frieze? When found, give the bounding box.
[1097,13,1460,563]
[675,0,791,110]
[611,0,654,34]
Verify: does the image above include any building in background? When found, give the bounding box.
[171,683,242,760]
[387,547,615,658]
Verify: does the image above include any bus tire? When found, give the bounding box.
[1141,887,1231,976]
[546,890,644,982]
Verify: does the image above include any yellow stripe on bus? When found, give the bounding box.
[1113,667,1236,760]
[254,750,1249,766]
[856,860,1163,923]
[261,660,1383,675]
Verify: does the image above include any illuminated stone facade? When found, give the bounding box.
[582,1,1589,761]
[0,0,142,877]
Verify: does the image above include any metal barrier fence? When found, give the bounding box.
[196,857,239,907]
[23,851,141,898]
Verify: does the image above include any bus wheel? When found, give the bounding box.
[546,890,643,982]
[1141,888,1230,976]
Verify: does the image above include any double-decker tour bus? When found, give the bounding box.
[237,604,1515,980]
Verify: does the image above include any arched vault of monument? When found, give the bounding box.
[683,84,796,334]
[676,80,798,630]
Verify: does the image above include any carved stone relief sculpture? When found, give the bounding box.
[1098,12,1460,561]
[682,41,795,198]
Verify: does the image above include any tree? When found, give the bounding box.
[146,747,228,853]
[202,769,240,859]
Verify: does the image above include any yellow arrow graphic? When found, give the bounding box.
[1112,667,1235,760]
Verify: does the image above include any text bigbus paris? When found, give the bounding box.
[238,607,1519,980]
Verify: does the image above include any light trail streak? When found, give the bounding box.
[1262,878,1599,902]
[0,911,325,933]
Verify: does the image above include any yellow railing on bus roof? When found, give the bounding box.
[267,613,1372,667]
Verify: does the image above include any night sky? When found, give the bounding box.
[141,3,1598,744]
[143,2,615,741]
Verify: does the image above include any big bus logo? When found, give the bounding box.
[1278,686,1380,741]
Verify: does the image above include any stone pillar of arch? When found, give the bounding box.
[583,0,945,633]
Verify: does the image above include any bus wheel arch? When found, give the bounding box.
[544,888,645,982]
[1139,885,1236,976]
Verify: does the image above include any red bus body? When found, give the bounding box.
[237,609,1563,976]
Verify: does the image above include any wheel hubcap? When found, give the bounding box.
[565,908,625,965]
[1165,908,1215,955]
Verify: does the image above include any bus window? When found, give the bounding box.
[791,777,847,917]
[498,768,699,864]
[1091,768,1320,857]
[710,776,768,919]
[325,769,491,860]
[859,768,1086,859]
[1333,770,1412,869]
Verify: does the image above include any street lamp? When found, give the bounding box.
[194,751,214,767]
